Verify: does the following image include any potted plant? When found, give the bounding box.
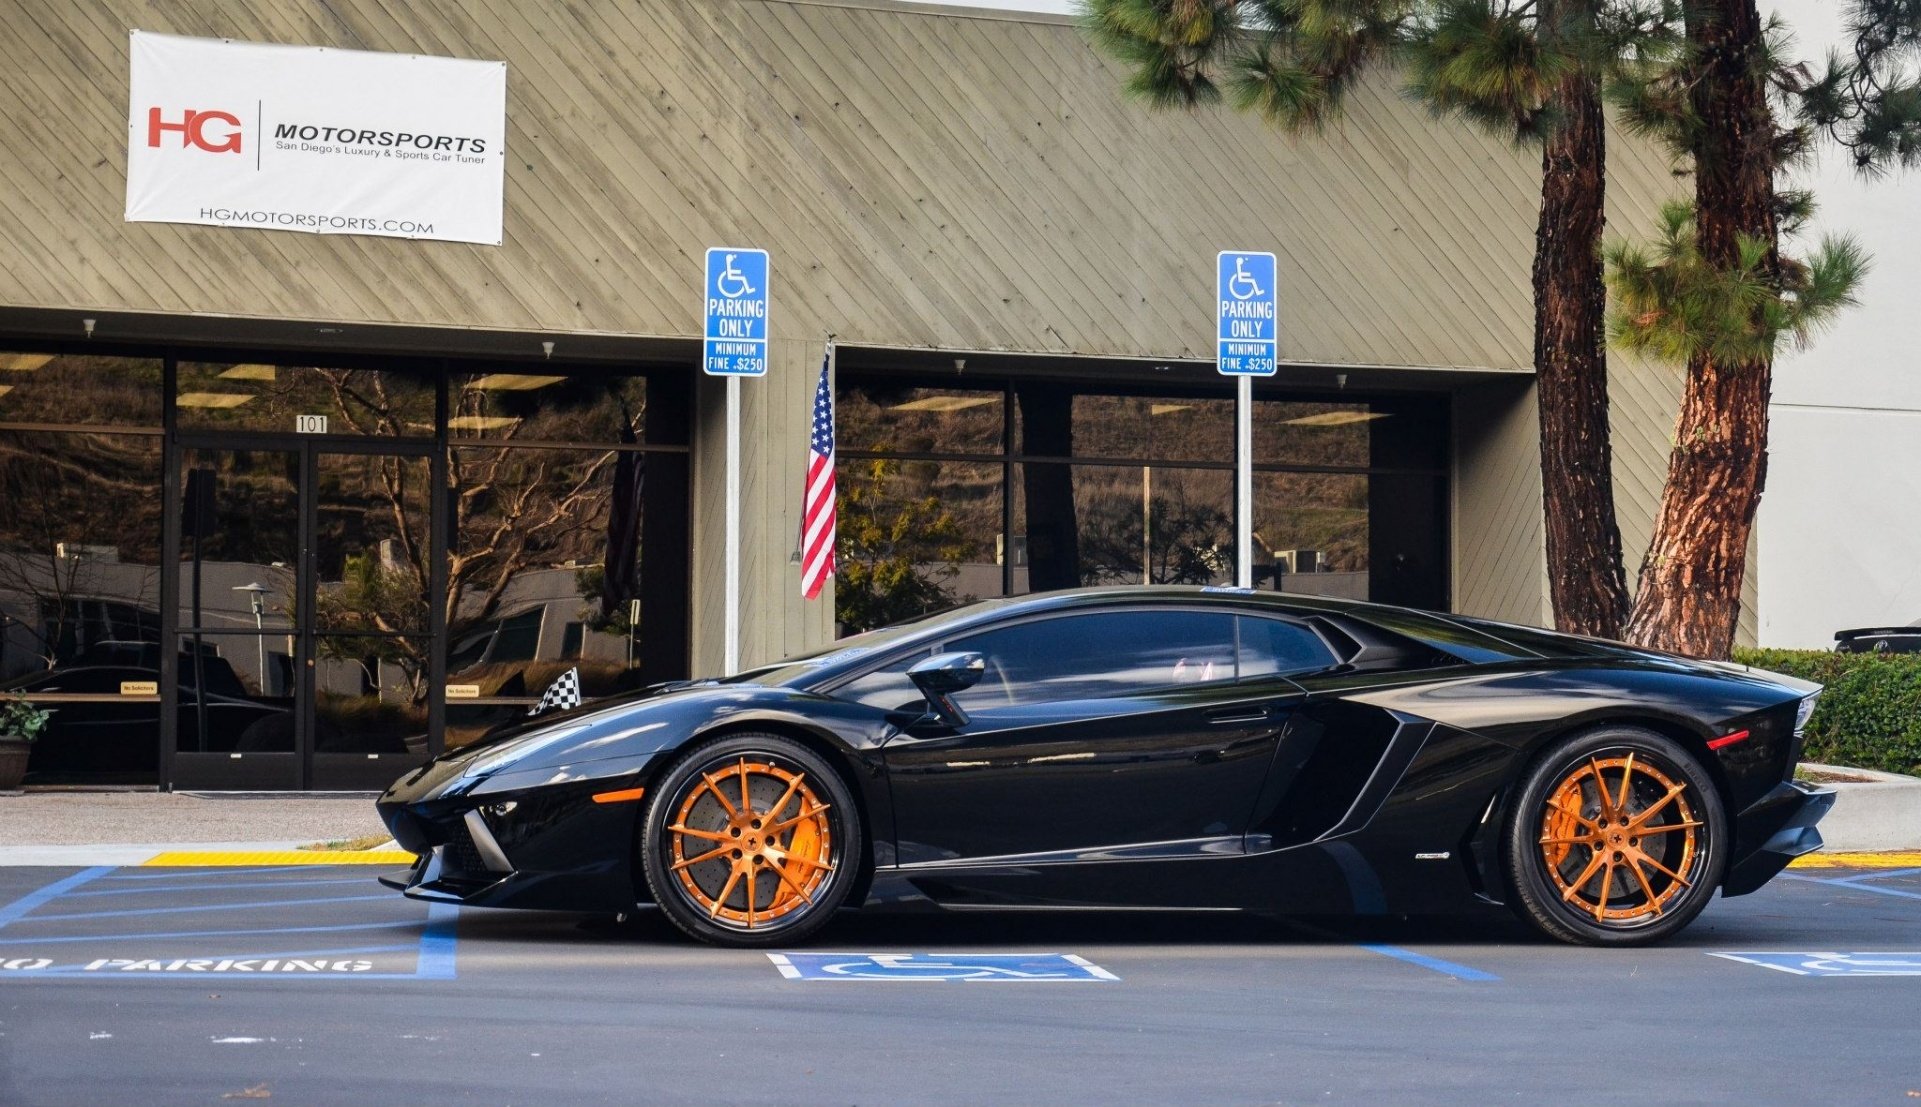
[0,699,50,792]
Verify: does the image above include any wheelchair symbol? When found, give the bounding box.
[1226,256,1266,301]
[715,253,757,298]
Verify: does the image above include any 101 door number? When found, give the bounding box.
[296,414,328,434]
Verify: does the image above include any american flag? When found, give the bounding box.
[800,347,836,599]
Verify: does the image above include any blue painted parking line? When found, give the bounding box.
[64,877,375,898]
[0,920,426,947]
[0,868,457,981]
[0,866,113,927]
[1784,871,1921,902]
[1359,943,1501,982]
[1276,918,1499,982]
[101,865,333,881]
[22,893,395,923]
[769,953,1120,981]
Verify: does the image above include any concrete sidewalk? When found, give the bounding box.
[0,791,402,866]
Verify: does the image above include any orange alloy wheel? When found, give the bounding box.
[666,757,835,929]
[1537,753,1703,925]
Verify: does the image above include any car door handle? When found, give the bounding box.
[1206,708,1269,725]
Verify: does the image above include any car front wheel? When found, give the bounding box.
[639,733,861,948]
[1504,726,1726,946]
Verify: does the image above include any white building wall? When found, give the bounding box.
[1759,2,1921,647]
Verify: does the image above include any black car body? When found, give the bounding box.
[377,587,1831,946]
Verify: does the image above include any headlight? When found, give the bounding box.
[1794,693,1820,738]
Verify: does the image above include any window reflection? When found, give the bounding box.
[0,430,164,783]
[836,458,998,634]
[0,353,163,426]
[450,373,667,443]
[839,385,1003,455]
[176,363,435,435]
[1251,472,1369,599]
[444,445,684,748]
[1014,464,1234,591]
[834,374,1447,631]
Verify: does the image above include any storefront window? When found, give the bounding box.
[176,362,436,436]
[0,429,164,783]
[835,373,1447,634]
[449,372,671,443]
[0,352,163,427]
[444,444,687,748]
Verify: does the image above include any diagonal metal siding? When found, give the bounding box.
[0,0,1556,370]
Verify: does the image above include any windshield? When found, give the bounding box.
[723,597,1017,687]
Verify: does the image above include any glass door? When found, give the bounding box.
[171,438,437,790]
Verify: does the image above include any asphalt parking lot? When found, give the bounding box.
[1,863,1917,1106]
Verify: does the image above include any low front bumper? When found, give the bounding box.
[1723,779,1836,897]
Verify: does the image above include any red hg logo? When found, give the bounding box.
[146,107,242,153]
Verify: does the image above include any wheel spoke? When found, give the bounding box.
[744,862,759,929]
[1560,851,1605,902]
[738,759,754,819]
[1635,851,1692,888]
[1634,819,1703,837]
[769,858,816,905]
[1615,752,1636,814]
[1588,758,1616,820]
[763,771,806,825]
[769,803,832,834]
[669,824,732,844]
[670,843,732,872]
[1626,784,1687,829]
[708,868,742,919]
[1625,855,1664,915]
[1539,835,1600,847]
[699,772,739,819]
[1546,800,1602,834]
[780,853,833,873]
[1592,858,1614,922]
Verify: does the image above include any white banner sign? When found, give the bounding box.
[126,31,506,245]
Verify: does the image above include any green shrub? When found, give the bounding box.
[1732,647,1921,775]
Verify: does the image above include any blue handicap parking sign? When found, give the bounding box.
[1711,951,1921,977]
[1216,250,1278,376]
[767,952,1119,982]
[703,247,769,377]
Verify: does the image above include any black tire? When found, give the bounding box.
[1503,726,1726,946]
[639,732,862,948]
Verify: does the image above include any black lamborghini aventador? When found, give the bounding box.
[376,587,1832,947]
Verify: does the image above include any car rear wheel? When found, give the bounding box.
[639,733,861,948]
[1503,726,1726,946]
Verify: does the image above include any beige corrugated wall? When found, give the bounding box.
[0,0,1726,665]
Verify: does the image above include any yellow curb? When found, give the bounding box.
[142,850,417,867]
[1789,851,1921,869]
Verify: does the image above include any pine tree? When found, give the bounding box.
[1078,0,1682,638]
[1604,0,1895,656]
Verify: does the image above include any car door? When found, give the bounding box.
[881,608,1307,869]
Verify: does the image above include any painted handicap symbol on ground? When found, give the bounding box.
[1711,951,1921,977]
[768,952,1118,982]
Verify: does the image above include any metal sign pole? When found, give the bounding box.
[702,245,768,677]
[1216,249,1276,590]
[724,374,741,676]
[1236,374,1252,589]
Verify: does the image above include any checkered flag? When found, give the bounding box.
[528,667,582,716]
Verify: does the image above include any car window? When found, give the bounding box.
[833,647,934,713]
[1238,616,1337,678]
[945,610,1237,710]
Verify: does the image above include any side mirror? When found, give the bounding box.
[906,652,985,728]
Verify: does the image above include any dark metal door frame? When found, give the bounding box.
[166,432,438,790]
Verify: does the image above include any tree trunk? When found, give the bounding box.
[1534,51,1629,638]
[1622,0,1779,658]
